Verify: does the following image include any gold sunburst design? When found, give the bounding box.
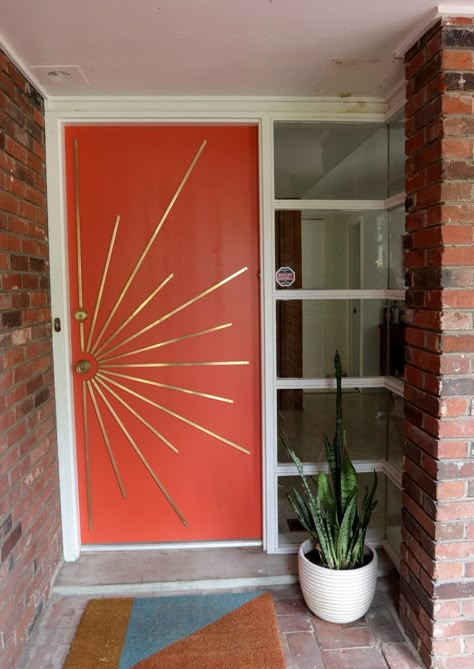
[72,137,250,531]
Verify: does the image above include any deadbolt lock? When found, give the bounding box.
[74,308,88,322]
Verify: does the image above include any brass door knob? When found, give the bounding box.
[75,359,91,375]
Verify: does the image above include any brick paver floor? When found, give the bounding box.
[19,579,422,669]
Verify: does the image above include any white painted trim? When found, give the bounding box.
[46,112,273,561]
[385,376,405,398]
[274,377,386,389]
[438,4,474,18]
[277,460,387,477]
[0,32,47,97]
[45,96,387,116]
[53,574,297,596]
[260,116,278,553]
[385,81,406,121]
[381,539,400,573]
[46,104,407,562]
[385,193,406,209]
[394,8,441,58]
[45,116,81,562]
[392,5,474,59]
[274,195,406,212]
[81,539,262,552]
[384,461,403,489]
[274,199,387,211]
[274,289,402,300]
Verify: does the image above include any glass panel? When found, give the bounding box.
[276,299,385,377]
[388,112,405,197]
[274,122,388,200]
[278,473,386,548]
[379,301,406,377]
[388,206,405,290]
[274,210,388,290]
[278,388,389,463]
[387,391,404,470]
[386,478,402,558]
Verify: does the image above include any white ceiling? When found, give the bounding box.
[0,1,467,99]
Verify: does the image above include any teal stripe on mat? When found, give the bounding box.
[118,591,261,669]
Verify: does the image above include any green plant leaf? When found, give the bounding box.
[336,489,357,568]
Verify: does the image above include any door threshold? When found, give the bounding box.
[53,574,297,596]
[80,540,262,553]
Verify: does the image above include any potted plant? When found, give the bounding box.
[285,350,378,624]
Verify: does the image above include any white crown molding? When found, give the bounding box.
[394,8,440,58]
[438,4,474,16]
[385,79,406,120]
[0,32,47,98]
[394,4,474,58]
[44,95,387,118]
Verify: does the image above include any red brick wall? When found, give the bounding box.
[403,16,474,669]
[0,50,62,668]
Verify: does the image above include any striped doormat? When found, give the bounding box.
[63,591,285,668]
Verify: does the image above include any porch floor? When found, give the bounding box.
[19,547,423,669]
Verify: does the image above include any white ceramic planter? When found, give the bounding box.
[298,539,378,624]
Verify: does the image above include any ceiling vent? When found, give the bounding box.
[29,64,89,88]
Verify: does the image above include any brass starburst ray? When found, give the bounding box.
[98,323,233,363]
[97,373,251,455]
[81,381,93,531]
[100,361,248,368]
[94,273,174,358]
[95,375,179,452]
[98,369,233,403]
[87,380,127,498]
[91,379,187,526]
[74,139,85,352]
[98,267,248,359]
[90,140,207,355]
[85,215,120,353]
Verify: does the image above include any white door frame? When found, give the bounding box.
[44,97,391,561]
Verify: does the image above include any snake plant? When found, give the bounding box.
[285,351,377,570]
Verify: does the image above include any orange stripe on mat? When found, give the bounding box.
[134,593,285,669]
[63,598,133,669]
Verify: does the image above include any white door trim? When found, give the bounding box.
[45,101,388,561]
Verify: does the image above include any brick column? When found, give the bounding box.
[402,16,474,669]
[0,51,62,667]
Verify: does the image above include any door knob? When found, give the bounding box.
[75,359,91,375]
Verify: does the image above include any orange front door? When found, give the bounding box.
[65,125,261,544]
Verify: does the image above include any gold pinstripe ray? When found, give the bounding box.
[91,379,187,526]
[97,323,233,363]
[97,369,233,403]
[87,380,127,498]
[94,375,179,453]
[90,140,207,356]
[86,215,120,353]
[97,372,251,455]
[94,273,174,358]
[97,267,248,359]
[99,361,248,369]
[81,381,92,531]
[74,139,85,352]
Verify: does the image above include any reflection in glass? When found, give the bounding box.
[389,113,405,197]
[274,122,388,200]
[275,210,389,291]
[386,478,402,558]
[278,473,386,548]
[277,300,385,378]
[379,301,406,377]
[388,207,405,290]
[387,392,404,470]
[278,388,390,463]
